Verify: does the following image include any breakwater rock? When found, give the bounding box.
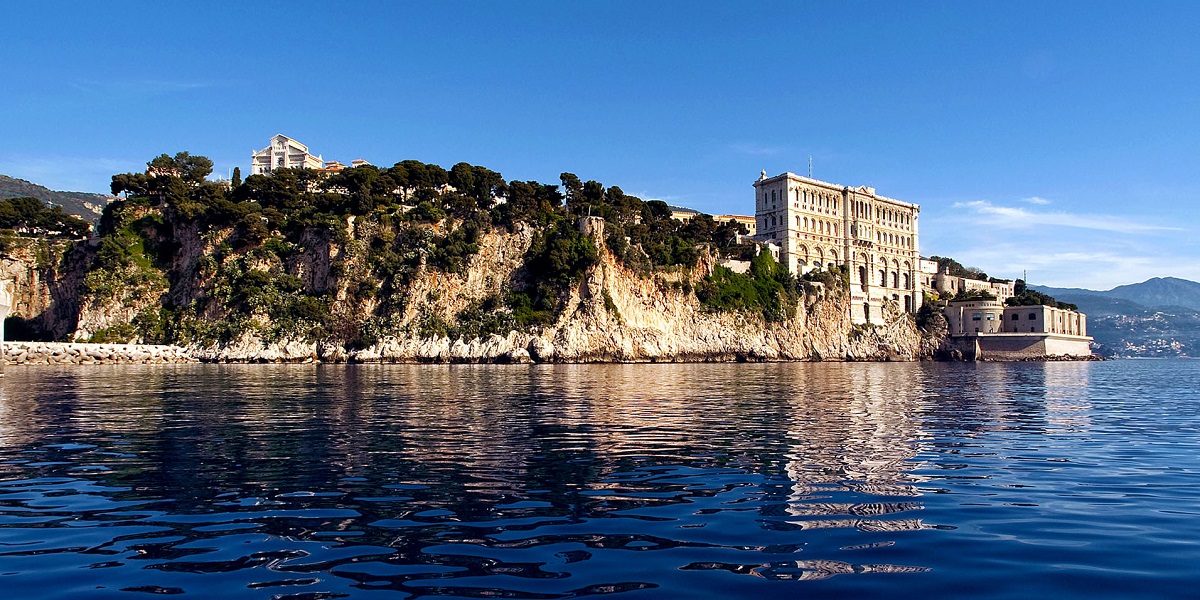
[3,342,195,365]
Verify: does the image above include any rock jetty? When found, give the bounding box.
[3,342,194,365]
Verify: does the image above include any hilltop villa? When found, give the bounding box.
[251,135,370,177]
[251,134,324,175]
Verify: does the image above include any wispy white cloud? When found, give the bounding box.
[933,239,1200,289]
[1021,196,1051,205]
[922,195,1200,288]
[950,199,1181,234]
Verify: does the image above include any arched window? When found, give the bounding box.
[892,271,899,288]
[858,266,868,291]
[880,269,887,286]
[903,273,911,290]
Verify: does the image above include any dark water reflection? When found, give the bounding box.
[1,362,1199,598]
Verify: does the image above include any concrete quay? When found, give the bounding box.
[2,342,195,365]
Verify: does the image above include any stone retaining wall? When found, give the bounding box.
[2,342,195,365]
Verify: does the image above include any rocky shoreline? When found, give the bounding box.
[2,342,195,365]
[0,340,1101,365]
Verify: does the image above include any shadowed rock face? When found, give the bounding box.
[1,239,89,342]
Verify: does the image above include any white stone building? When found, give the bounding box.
[943,299,1092,358]
[753,171,921,324]
[251,134,324,175]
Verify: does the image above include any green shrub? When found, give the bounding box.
[697,251,798,322]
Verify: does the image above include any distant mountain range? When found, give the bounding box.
[0,174,113,223]
[1032,277,1200,358]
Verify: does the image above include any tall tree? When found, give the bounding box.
[145,151,213,184]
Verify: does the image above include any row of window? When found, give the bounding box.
[974,312,1041,321]
[876,231,914,249]
[759,212,915,250]
[759,186,914,227]
[876,206,912,228]
[795,188,838,214]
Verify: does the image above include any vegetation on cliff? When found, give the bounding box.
[43,151,788,348]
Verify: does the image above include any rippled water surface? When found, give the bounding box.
[2,361,1199,598]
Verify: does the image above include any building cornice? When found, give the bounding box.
[754,172,919,211]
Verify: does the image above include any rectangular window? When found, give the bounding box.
[1028,313,1037,320]
[1011,314,1019,321]
[986,314,995,320]
[972,313,982,321]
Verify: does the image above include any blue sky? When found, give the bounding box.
[3,2,1198,289]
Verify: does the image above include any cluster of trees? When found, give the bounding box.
[928,255,989,281]
[950,288,997,301]
[91,149,786,345]
[0,196,89,238]
[1007,279,1077,310]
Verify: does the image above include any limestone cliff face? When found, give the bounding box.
[8,215,933,361]
[0,239,87,340]
[190,221,927,363]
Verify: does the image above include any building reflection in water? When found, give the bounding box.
[1042,362,1092,432]
[0,362,1089,527]
[767,363,931,536]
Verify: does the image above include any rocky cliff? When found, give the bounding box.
[4,172,938,363]
[0,238,86,340]
[160,219,928,362]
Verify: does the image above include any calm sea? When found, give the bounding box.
[1,361,1198,599]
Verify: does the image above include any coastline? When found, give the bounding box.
[0,340,1099,365]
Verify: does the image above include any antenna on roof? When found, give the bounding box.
[808,155,813,178]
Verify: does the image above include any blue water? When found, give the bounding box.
[1,361,1198,598]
